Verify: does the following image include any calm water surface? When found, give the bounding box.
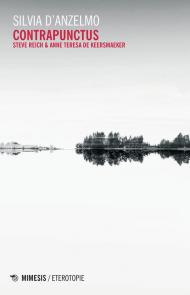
[0,151,189,294]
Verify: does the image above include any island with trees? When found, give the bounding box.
[76,132,190,165]
[0,142,58,155]
[76,132,190,150]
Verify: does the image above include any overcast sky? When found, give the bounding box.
[0,0,190,147]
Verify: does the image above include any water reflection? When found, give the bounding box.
[76,149,190,166]
[158,150,190,165]
[0,149,54,156]
[1,147,190,165]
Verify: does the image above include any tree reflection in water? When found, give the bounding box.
[158,150,190,166]
[76,149,190,166]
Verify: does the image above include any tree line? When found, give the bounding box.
[158,133,190,148]
[76,132,149,149]
[76,132,190,149]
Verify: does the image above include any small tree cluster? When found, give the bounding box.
[159,133,190,148]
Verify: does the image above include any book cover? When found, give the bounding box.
[0,0,190,294]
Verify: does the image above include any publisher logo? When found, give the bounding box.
[10,274,19,282]
[9,273,85,283]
